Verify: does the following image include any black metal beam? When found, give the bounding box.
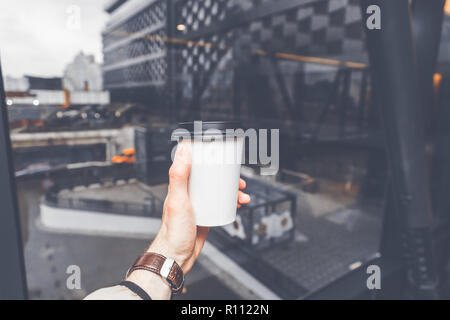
[411,0,446,131]
[338,68,351,138]
[361,0,439,298]
[0,60,28,299]
[357,69,368,132]
[270,56,294,117]
[433,76,450,220]
[311,68,343,141]
[293,69,307,123]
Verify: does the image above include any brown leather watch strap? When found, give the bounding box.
[127,252,184,295]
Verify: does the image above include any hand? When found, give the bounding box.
[127,142,250,299]
[149,142,250,272]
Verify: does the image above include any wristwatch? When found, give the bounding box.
[126,252,184,295]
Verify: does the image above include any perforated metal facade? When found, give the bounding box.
[102,0,367,123]
[102,0,169,110]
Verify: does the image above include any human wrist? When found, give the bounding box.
[147,237,189,269]
[126,269,171,300]
[126,243,187,299]
[126,238,184,300]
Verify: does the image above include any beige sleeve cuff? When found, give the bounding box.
[84,285,142,300]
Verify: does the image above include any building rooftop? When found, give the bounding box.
[25,76,62,91]
[104,0,128,14]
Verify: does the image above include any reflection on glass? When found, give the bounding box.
[4,0,448,300]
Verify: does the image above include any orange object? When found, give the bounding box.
[434,73,443,97]
[112,148,135,163]
[122,148,135,156]
[63,89,70,108]
[434,73,442,89]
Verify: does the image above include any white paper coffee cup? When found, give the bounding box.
[175,121,244,227]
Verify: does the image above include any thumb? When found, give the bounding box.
[167,142,191,201]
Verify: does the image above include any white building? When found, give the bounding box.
[63,52,103,92]
[4,75,29,92]
[4,53,110,106]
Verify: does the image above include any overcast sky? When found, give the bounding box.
[0,0,109,78]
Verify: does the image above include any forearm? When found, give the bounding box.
[84,269,172,300]
[85,241,184,300]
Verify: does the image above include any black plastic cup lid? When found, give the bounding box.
[173,121,242,139]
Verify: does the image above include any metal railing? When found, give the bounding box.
[43,163,163,218]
